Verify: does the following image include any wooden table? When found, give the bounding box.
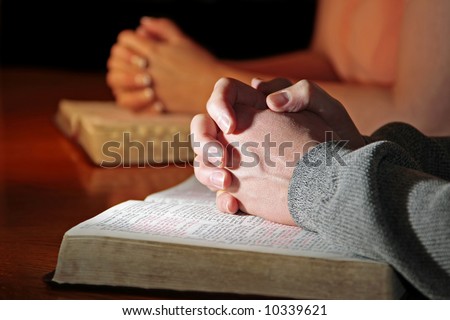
[0,68,217,299]
[0,68,425,300]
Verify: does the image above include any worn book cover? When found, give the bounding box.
[52,176,405,299]
[54,100,194,166]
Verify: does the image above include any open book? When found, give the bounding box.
[52,176,405,299]
[55,100,194,166]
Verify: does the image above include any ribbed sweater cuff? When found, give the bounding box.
[288,141,352,231]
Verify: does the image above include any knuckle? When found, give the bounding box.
[117,30,132,42]
[298,79,311,91]
[110,44,119,55]
[106,58,115,70]
[116,95,136,110]
[105,72,114,86]
[295,79,312,99]
[215,77,232,89]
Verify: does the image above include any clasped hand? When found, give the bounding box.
[107,17,219,113]
[191,77,365,225]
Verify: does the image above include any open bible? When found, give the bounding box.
[52,176,405,299]
[54,100,194,166]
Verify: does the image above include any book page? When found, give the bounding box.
[66,176,370,261]
[144,175,219,204]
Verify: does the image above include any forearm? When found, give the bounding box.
[220,58,401,136]
[370,123,450,180]
[223,50,339,83]
[315,82,396,135]
[288,140,450,299]
[221,61,449,137]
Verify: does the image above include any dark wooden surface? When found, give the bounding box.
[0,68,424,300]
[0,68,212,299]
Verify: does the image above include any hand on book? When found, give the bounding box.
[191,77,365,225]
[106,17,221,114]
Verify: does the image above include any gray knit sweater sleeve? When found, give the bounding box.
[288,122,450,299]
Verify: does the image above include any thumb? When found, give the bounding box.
[267,80,365,149]
[266,79,314,112]
[267,79,346,118]
[251,77,292,95]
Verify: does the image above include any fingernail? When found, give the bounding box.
[131,55,148,69]
[210,171,225,189]
[207,145,223,167]
[152,101,165,113]
[143,88,154,100]
[269,91,290,108]
[217,115,230,133]
[135,74,152,86]
[225,200,234,214]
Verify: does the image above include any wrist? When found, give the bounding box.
[288,141,353,231]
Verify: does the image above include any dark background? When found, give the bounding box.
[0,0,317,72]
